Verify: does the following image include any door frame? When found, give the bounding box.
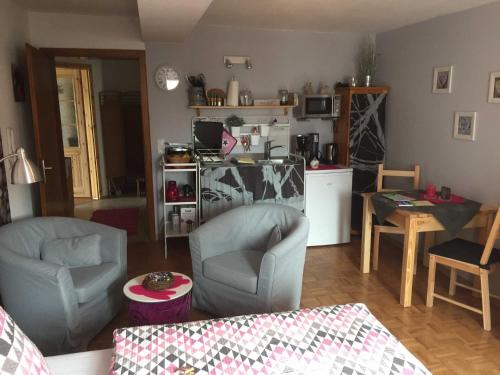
[42,48,155,241]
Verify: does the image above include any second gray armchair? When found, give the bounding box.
[189,204,309,317]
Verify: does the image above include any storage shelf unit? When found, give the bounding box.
[189,105,295,116]
[162,160,199,258]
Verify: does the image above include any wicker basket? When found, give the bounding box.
[142,271,174,291]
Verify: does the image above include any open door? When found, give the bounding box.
[26,44,74,216]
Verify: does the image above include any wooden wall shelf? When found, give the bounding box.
[189,105,295,116]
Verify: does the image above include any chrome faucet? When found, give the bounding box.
[264,140,284,160]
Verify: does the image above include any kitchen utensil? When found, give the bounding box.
[172,213,181,232]
[279,90,288,105]
[239,89,253,106]
[305,133,320,163]
[227,76,239,106]
[425,184,437,198]
[295,134,306,157]
[324,143,339,164]
[166,181,178,202]
[164,143,192,166]
[440,186,451,200]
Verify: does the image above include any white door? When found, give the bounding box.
[305,171,352,246]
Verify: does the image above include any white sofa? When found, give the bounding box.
[46,349,113,375]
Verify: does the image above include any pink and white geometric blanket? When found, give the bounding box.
[110,303,430,374]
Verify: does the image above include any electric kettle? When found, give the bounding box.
[324,143,339,164]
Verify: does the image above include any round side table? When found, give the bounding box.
[123,272,193,326]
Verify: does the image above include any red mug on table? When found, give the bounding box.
[425,184,437,198]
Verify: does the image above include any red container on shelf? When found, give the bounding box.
[166,181,178,202]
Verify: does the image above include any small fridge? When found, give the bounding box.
[305,167,353,246]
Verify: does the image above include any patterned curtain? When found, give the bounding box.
[0,131,11,226]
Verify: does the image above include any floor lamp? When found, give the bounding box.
[0,148,41,184]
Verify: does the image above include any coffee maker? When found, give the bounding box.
[295,134,307,157]
[305,133,320,163]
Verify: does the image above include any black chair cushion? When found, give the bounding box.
[429,238,500,269]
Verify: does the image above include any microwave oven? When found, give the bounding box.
[294,94,341,119]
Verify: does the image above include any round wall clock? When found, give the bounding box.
[155,65,179,91]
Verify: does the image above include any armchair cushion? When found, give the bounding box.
[266,225,282,250]
[203,250,264,294]
[69,263,120,304]
[41,234,102,268]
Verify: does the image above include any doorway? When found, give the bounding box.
[54,57,148,241]
[56,64,100,200]
[27,46,155,241]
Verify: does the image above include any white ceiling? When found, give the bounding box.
[15,0,138,16]
[15,0,497,39]
[200,0,498,33]
[137,0,213,42]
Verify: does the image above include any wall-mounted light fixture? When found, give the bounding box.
[224,56,253,70]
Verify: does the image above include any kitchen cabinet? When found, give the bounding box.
[334,86,389,231]
[305,167,353,246]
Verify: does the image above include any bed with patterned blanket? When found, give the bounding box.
[110,303,430,374]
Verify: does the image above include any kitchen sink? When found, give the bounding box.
[257,158,288,165]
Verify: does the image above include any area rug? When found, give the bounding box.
[90,207,139,236]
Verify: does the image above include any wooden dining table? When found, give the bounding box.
[360,192,496,307]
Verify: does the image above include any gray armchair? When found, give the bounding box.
[0,217,127,355]
[189,204,309,317]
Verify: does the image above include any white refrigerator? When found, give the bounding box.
[305,167,353,246]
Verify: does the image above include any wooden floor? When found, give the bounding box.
[90,237,500,374]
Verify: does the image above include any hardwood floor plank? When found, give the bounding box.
[89,236,500,372]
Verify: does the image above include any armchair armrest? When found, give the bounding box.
[258,217,309,307]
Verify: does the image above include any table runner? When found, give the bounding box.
[110,303,430,374]
[371,191,481,236]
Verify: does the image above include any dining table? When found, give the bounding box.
[360,191,496,307]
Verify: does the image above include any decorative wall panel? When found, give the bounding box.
[349,93,387,194]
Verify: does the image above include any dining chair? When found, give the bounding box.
[372,164,421,271]
[426,207,500,330]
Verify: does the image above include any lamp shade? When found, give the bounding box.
[11,148,41,184]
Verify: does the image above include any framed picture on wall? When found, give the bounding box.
[488,72,500,103]
[453,111,477,141]
[432,65,453,94]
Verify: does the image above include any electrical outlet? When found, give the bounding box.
[157,139,165,154]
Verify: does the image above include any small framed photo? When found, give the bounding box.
[488,72,500,103]
[453,111,477,141]
[433,65,453,94]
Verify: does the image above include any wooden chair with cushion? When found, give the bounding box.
[372,164,421,271]
[426,207,500,331]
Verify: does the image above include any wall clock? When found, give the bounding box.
[155,65,179,91]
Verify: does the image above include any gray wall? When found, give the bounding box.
[377,2,500,207]
[146,24,367,232]
[0,0,37,220]
[376,3,500,289]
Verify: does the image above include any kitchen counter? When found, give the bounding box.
[305,164,351,172]
[199,160,304,221]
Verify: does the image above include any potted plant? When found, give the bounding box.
[357,38,377,87]
[226,115,245,137]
